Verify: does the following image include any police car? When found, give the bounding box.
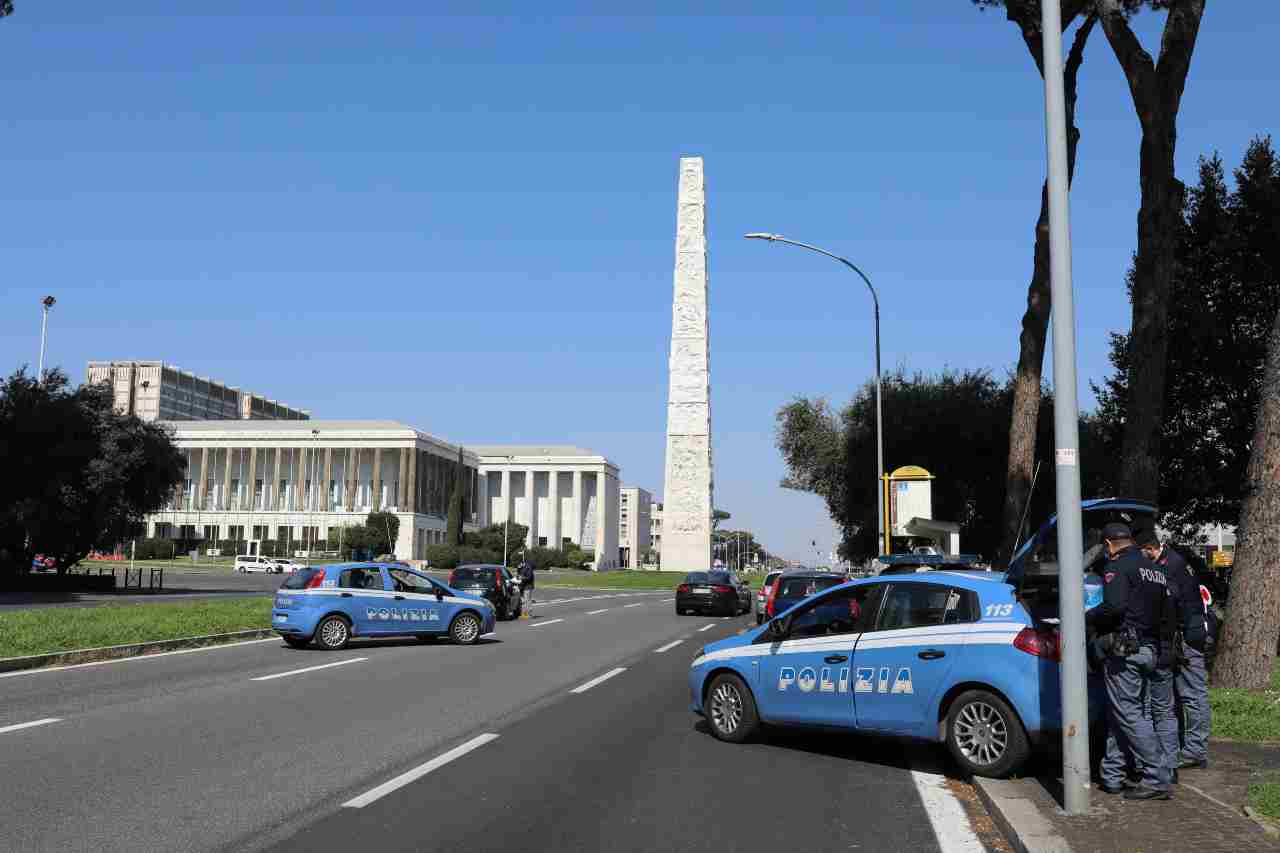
[688,571,1100,778]
[271,562,496,650]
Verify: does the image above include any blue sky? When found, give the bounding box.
[3,2,1276,561]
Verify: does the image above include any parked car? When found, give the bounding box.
[761,570,846,623]
[235,554,281,574]
[676,571,752,616]
[448,564,523,620]
[755,570,784,625]
[272,562,494,649]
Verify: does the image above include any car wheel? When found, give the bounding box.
[945,689,1029,778]
[705,673,760,744]
[282,636,310,649]
[450,611,482,645]
[314,615,351,651]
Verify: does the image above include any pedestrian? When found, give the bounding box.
[1086,521,1176,800]
[1139,529,1213,771]
[518,555,535,619]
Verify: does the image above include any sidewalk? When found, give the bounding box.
[976,740,1280,853]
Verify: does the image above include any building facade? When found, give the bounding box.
[619,487,653,569]
[472,446,621,571]
[86,361,309,422]
[650,502,663,561]
[143,420,479,561]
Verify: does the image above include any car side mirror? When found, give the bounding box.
[767,618,788,641]
[435,589,445,601]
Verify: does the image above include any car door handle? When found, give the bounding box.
[394,595,405,600]
[918,649,946,660]
[824,655,848,664]
[340,592,353,598]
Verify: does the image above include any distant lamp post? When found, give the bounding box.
[37,295,56,382]
[744,233,885,554]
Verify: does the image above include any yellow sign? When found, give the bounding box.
[1211,550,1234,567]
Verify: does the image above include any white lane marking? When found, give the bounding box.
[654,639,684,653]
[251,657,368,682]
[910,770,986,853]
[697,624,716,633]
[586,609,609,615]
[0,717,61,735]
[624,603,643,609]
[343,733,500,808]
[570,667,627,694]
[0,636,282,680]
[528,618,564,628]
[662,598,674,602]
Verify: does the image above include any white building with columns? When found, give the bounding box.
[142,420,481,561]
[619,486,654,569]
[471,446,621,571]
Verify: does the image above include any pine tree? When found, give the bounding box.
[445,448,465,546]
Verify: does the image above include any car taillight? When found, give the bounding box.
[304,571,326,589]
[712,584,733,593]
[766,582,781,618]
[449,572,457,586]
[1013,626,1060,661]
[494,572,502,590]
[677,584,690,593]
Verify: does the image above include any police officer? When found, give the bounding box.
[518,555,536,618]
[1139,529,1212,771]
[1086,522,1174,800]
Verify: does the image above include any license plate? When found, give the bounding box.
[274,614,288,622]
[694,587,710,594]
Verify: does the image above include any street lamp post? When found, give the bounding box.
[744,234,884,555]
[37,295,56,382]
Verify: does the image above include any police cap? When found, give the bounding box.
[1101,522,1132,542]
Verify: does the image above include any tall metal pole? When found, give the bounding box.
[1041,0,1090,815]
[37,295,55,382]
[743,235,884,554]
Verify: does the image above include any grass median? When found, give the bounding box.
[0,597,273,660]
[1210,659,1280,742]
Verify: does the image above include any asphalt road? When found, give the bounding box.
[0,586,995,853]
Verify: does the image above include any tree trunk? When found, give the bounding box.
[999,13,1095,561]
[1212,304,1280,689]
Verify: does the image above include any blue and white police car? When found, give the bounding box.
[688,571,1100,778]
[271,562,496,650]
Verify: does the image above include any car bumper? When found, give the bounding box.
[271,609,319,636]
[676,592,737,612]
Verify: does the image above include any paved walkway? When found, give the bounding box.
[980,740,1280,852]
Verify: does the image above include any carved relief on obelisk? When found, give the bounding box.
[661,157,713,571]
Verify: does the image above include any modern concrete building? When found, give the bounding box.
[650,502,663,558]
[86,361,309,422]
[143,420,480,560]
[472,446,621,571]
[619,486,654,569]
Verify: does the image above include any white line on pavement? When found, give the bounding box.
[528,618,564,628]
[0,717,61,735]
[570,667,627,694]
[624,603,643,609]
[697,624,716,633]
[654,639,684,653]
[910,770,986,853]
[251,657,368,682]
[343,733,500,808]
[586,609,609,615]
[0,636,282,680]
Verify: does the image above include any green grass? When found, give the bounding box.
[0,597,273,659]
[1209,660,1280,743]
[1249,780,1280,822]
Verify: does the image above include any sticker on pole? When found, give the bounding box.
[1056,448,1078,466]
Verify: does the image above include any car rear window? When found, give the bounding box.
[707,572,732,584]
[684,572,709,583]
[282,569,320,589]
[777,577,842,598]
[452,568,494,583]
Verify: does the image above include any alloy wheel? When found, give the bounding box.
[710,681,744,735]
[319,618,348,649]
[953,700,1008,766]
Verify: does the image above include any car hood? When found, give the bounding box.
[692,627,763,664]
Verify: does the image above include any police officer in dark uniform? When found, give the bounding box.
[1139,529,1212,770]
[1086,522,1174,799]
[517,555,536,618]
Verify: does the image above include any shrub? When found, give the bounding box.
[425,545,502,571]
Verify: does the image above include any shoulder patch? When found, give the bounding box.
[1104,572,1116,584]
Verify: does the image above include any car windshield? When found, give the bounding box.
[684,572,709,583]
[282,569,320,589]
[777,576,843,598]
[452,568,494,583]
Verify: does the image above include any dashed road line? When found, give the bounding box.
[624,603,643,609]
[528,618,565,628]
[343,734,500,808]
[570,667,627,694]
[0,717,61,735]
[586,609,609,615]
[654,639,684,653]
[697,624,716,632]
[251,657,368,682]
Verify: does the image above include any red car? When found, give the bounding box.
[755,570,783,624]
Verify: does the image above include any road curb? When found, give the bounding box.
[1243,806,1280,839]
[0,629,278,673]
[972,776,1074,853]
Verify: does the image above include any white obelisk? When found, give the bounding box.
[661,157,714,572]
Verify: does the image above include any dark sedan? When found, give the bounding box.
[448,564,523,620]
[762,571,846,622]
[675,571,751,616]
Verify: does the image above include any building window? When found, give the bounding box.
[538,537,547,547]
[203,525,219,542]
[252,525,270,540]
[277,525,292,543]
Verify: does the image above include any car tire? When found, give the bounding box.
[449,611,482,645]
[282,636,310,649]
[944,689,1029,779]
[705,672,760,744]
[314,615,351,651]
